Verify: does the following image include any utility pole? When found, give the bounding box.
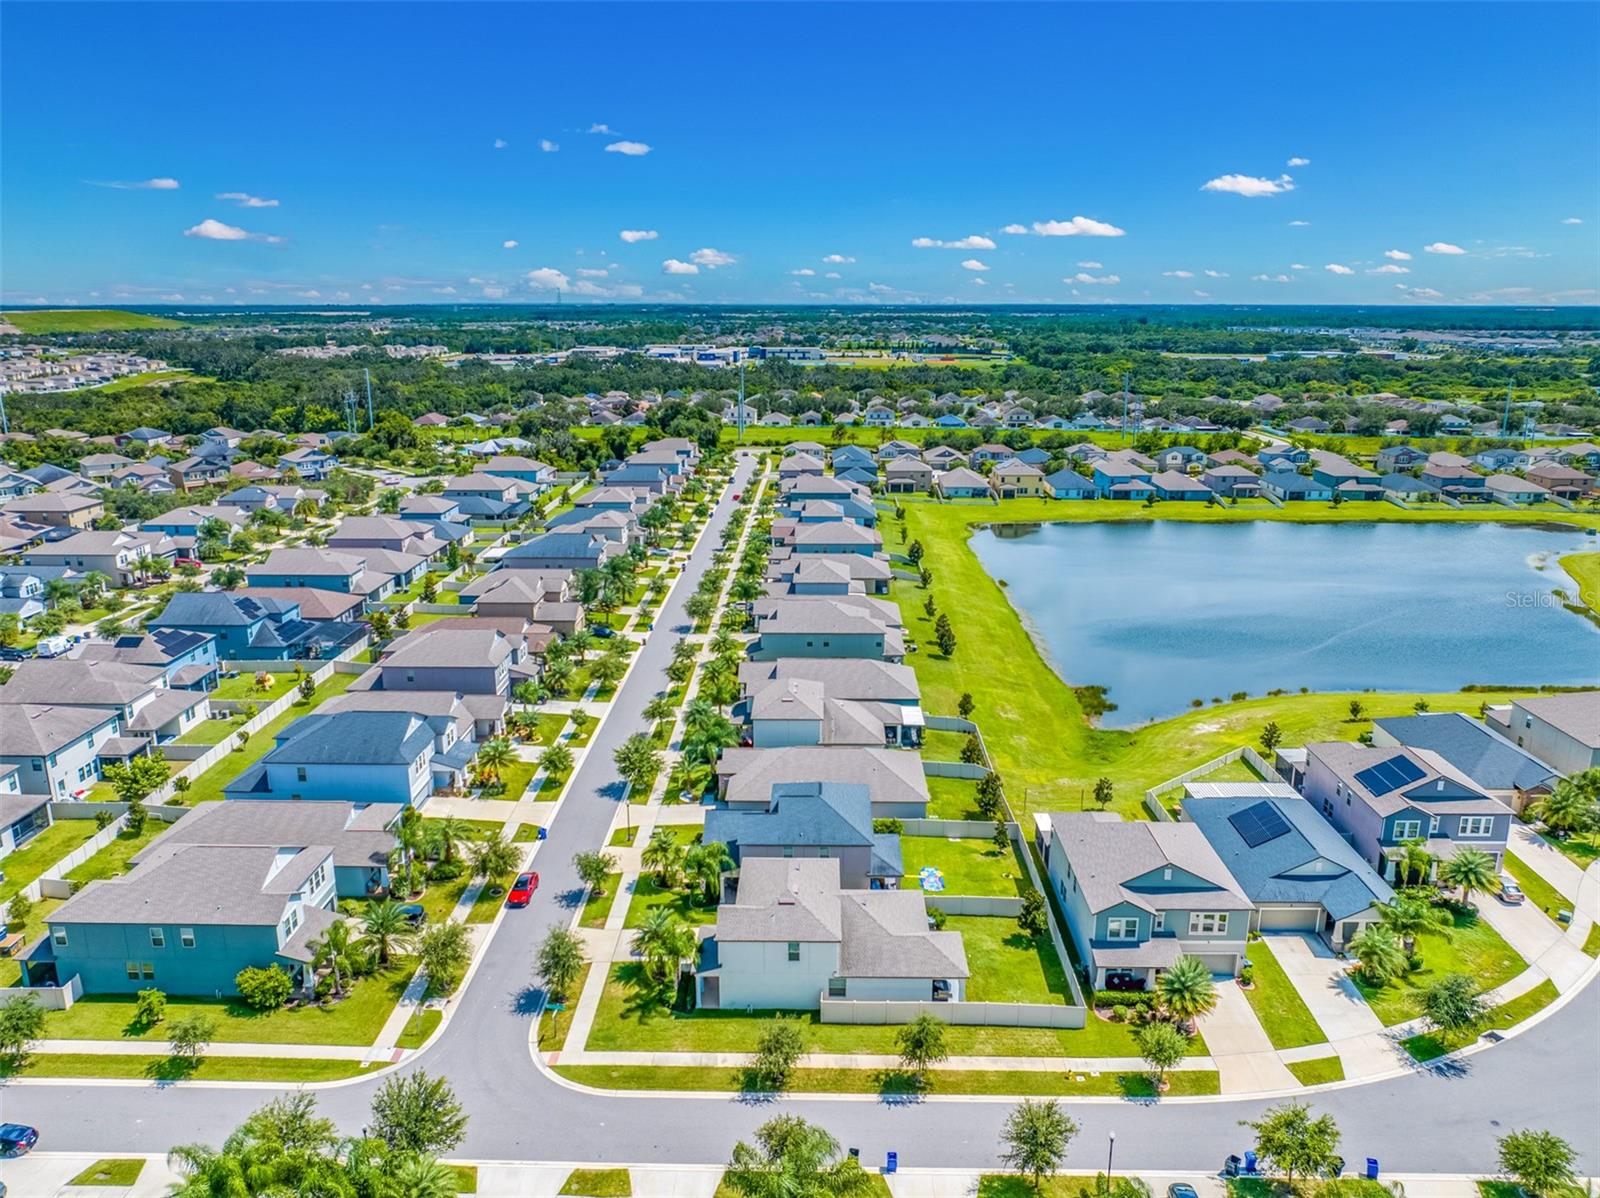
[1501,381,1512,438]
[737,359,747,443]
[364,367,375,430]
[1122,371,1130,444]
[0,387,8,436]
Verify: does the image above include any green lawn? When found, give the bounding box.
[63,823,164,886]
[181,672,362,803]
[623,874,719,929]
[539,962,592,1053]
[3,308,184,333]
[1194,756,1267,784]
[1286,1055,1344,1086]
[175,712,249,745]
[926,775,984,820]
[42,957,416,1046]
[560,1168,633,1197]
[883,499,1584,822]
[609,826,639,847]
[1560,551,1600,613]
[903,835,1030,898]
[579,875,624,929]
[68,1159,146,1186]
[483,757,538,800]
[1535,828,1600,871]
[0,819,101,903]
[0,1054,378,1083]
[527,713,570,746]
[466,881,509,923]
[210,672,298,703]
[1243,943,1328,1049]
[0,896,62,985]
[1503,852,1575,921]
[1352,908,1527,1025]
[395,1008,442,1050]
[1402,979,1560,1061]
[1583,923,1600,958]
[949,915,1072,1005]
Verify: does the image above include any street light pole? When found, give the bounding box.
[1106,1131,1116,1191]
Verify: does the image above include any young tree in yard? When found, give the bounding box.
[613,733,662,797]
[469,832,519,883]
[369,609,392,640]
[923,594,938,618]
[919,565,933,589]
[370,1070,469,1155]
[897,1012,948,1085]
[589,650,627,691]
[643,694,676,725]
[573,850,619,894]
[999,1098,1078,1193]
[309,918,356,997]
[1259,721,1283,754]
[1438,847,1501,906]
[723,1115,870,1198]
[536,927,586,1002]
[976,770,1004,818]
[934,612,957,656]
[1347,699,1365,721]
[4,891,32,932]
[539,742,574,778]
[1421,973,1487,1038]
[420,574,437,603]
[168,1013,215,1063]
[960,733,984,764]
[1497,1129,1577,1197]
[0,994,46,1058]
[1017,889,1048,938]
[957,692,975,718]
[751,1017,806,1091]
[1347,924,1409,986]
[105,753,168,805]
[125,793,148,837]
[992,818,1010,854]
[299,673,316,701]
[134,988,167,1029]
[474,737,514,785]
[1155,954,1218,1030]
[1093,776,1114,811]
[907,539,924,566]
[1377,896,1449,956]
[416,922,472,994]
[359,901,416,967]
[1241,1101,1342,1188]
[1137,1020,1190,1090]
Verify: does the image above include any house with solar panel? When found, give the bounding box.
[1298,742,1510,884]
[1180,782,1393,950]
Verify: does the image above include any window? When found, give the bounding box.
[1105,917,1139,941]
[1161,868,1172,881]
[52,927,68,948]
[1153,912,1166,933]
[149,927,165,948]
[827,977,846,998]
[179,928,195,949]
[1392,819,1422,841]
[297,767,308,783]
[126,962,141,981]
[818,846,830,858]
[1428,815,1440,835]
[141,963,155,980]
[782,845,795,858]
[787,941,801,962]
[1459,815,1495,837]
[1189,912,1229,935]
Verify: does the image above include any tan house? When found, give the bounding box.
[3,491,104,531]
[988,459,1047,498]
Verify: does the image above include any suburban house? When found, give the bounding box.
[138,504,249,545]
[0,567,48,623]
[217,484,326,515]
[1527,463,1594,500]
[78,452,135,480]
[1151,470,1214,502]
[248,548,384,600]
[1043,469,1095,500]
[1152,446,1207,474]
[0,785,52,862]
[883,458,935,494]
[738,658,922,748]
[0,658,208,744]
[777,452,826,479]
[0,703,123,797]
[23,529,174,586]
[1042,811,1251,989]
[1201,465,1262,498]
[1373,712,1561,813]
[481,455,556,488]
[1181,784,1392,950]
[1376,445,1428,470]
[1261,473,1334,503]
[989,459,1047,498]
[497,531,621,572]
[397,495,463,525]
[788,521,883,556]
[224,709,449,805]
[780,476,869,505]
[325,516,445,559]
[1299,742,1511,882]
[922,446,967,470]
[459,571,583,634]
[694,858,968,1010]
[76,628,220,691]
[704,781,903,889]
[442,474,526,520]
[1483,475,1551,505]
[1487,692,1600,775]
[149,591,331,661]
[1091,459,1153,498]
[277,447,337,481]
[717,746,929,819]
[936,467,992,499]
[1310,452,1380,490]
[766,553,891,596]
[167,456,231,492]
[1420,463,1487,499]
[378,626,513,697]
[3,492,104,532]
[749,598,903,662]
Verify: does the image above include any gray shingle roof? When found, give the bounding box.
[133,798,399,871]
[1373,712,1561,792]
[51,843,329,926]
[1513,692,1600,748]
[719,746,928,812]
[1047,811,1251,915]
[739,658,919,704]
[0,659,164,706]
[0,703,116,756]
[383,627,511,669]
[263,710,434,766]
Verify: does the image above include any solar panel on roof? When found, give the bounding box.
[1355,755,1425,796]
[1227,801,1291,848]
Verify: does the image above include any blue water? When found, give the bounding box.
[968,521,1599,727]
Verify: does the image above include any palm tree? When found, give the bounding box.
[1396,838,1437,888]
[1348,924,1408,986]
[683,697,716,733]
[709,628,740,657]
[470,833,520,883]
[683,711,739,765]
[569,629,595,663]
[428,816,472,866]
[642,828,687,887]
[388,1154,461,1198]
[1377,896,1449,956]
[1155,954,1217,1031]
[631,909,696,988]
[474,738,514,786]
[683,840,734,903]
[539,742,574,777]
[643,694,676,726]
[1439,848,1501,906]
[309,918,355,997]
[391,820,427,897]
[360,900,416,966]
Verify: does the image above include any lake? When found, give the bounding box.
[968,520,1599,727]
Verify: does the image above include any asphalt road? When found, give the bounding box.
[5,449,1598,1176]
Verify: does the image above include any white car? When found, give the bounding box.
[1497,873,1525,904]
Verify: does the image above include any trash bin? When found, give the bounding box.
[536,827,547,841]
[1244,1151,1258,1174]
[1224,1155,1241,1178]
[1367,1159,1379,1181]
[886,1152,897,1174]
[848,1148,859,1161]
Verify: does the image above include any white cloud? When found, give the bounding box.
[1193,290,1212,299]
[970,277,988,286]
[588,123,615,134]
[1291,263,1308,270]
[1398,286,1444,299]
[1204,269,1228,278]
[619,229,659,243]
[912,234,997,250]
[822,253,855,263]
[539,139,559,153]
[662,259,699,275]
[502,239,519,249]
[577,267,610,278]
[435,286,458,295]
[868,282,894,293]
[1000,224,1029,235]
[482,285,507,299]
[1288,220,1311,227]
[1287,156,1311,167]
[1424,242,1466,255]
[94,177,180,190]
[1032,216,1125,237]
[1369,264,1409,274]
[1384,249,1412,260]
[1069,271,1119,285]
[525,267,570,290]
[1077,261,1103,269]
[1324,263,1354,275]
[297,290,321,299]
[960,259,990,272]
[689,247,735,268]
[215,191,279,208]
[790,268,816,276]
[1562,216,1583,225]
[605,140,651,156]
[1201,173,1295,197]
[1162,269,1194,278]
[183,218,282,244]
[824,271,841,279]
[493,138,507,149]
[1251,273,1293,283]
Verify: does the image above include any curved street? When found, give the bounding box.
[4,450,1597,1177]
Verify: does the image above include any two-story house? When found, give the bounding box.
[1487,692,1600,776]
[23,529,174,586]
[704,781,902,890]
[738,658,922,748]
[248,548,385,602]
[378,627,513,697]
[748,598,903,662]
[0,704,123,797]
[224,709,443,805]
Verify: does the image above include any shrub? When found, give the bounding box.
[235,964,293,1010]
[1093,990,1156,1010]
[1238,962,1256,986]
[133,988,166,1029]
[872,818,904,834]
[314,975,335,1001]
[926,904,948,931]
[428,859,465,881]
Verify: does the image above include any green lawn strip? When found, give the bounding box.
[1402,979,1560,1062]
[395,1008,442,1050]
[1478,1182,1590,1198]
[414,874,471,924]
[623,874,718,930]
[579,875,624,929]
[947,915,1071,1005]
[1583,924,1600,958]
[424,816,503,841]
[1559,551,1600,614]
[529,713,570,746]
[68,1159,146,1186]
[1286,1055,1345,1086]
[1503,852,1575,921]
[0,819,101,903]
[465,881,508,924]
[1230,1182,1393,1198]
[560,1063,1219,1099]
[1,1054,379,1083]
[1535,829,1599,871]
[584,963,1161,1057]
[175,713,250,745]
[609,826,639,847]
[926,775,984,819]
[1195,757,1267,783]
[448,1165,479,1195]
[1351,908,1526,1025]
[210,672,298,703]
[41,957,416,1046]
[512,824,542,844]
[539,962,592,1053]
[4,308,185,333]
[63,824,164,886]
[482,756,537,801]
[711,1175,888,1198]
[1241,942,1328,1049]
[181,672,361,803]
[920,728,971,762]
[559,1167,633,1197]
[903,835,1029,898]
[883,499,1565,823]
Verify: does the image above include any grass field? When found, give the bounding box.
[622,873,718,929]
[0,819,100,904]
[96,369,207,393]
[903,835,1030,898]
[926,775,984,819]
[1351,908,1526,1025]
[1560,552,1600,614]
[395,1008,443,1050]
[63,823,163,886]
[2,308,184,333]
[948,915,1072,1005]
[1243,942,1328,1049]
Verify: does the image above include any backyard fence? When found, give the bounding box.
[819,994,1084,1029]
[0,974,82,1011]
[926,895,1024,917]
[1143,745,1279,820]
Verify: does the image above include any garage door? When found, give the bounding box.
[1191,952,1241,977]
[1258,906,1321,931]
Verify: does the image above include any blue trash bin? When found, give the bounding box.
[1244,1151,1258,1174]
[536,827,547,841]
[886,1152,897,1174]
[1367,1159,1379,1181]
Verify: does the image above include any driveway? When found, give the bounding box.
[1198,980,1299,1093]
[1476,893,1592,995]
[1262,933,1400,1078]
[1509,823,1586,898]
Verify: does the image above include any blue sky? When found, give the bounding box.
[3,2,1595,308]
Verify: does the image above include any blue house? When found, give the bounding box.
[224,710,450,806]
[1258,447,1310,470]
[248,548,376,595]
[834,466,878,489]
[1044,469,1095,500]
[1091,461,1153,497]
[831,445,875,472]
[150,591,325,661]
[77,628,220,690]
[1261,473,1333,502]
[933,414,968,428]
